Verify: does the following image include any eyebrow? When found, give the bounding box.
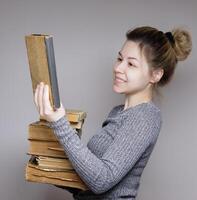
[118,51,139,63]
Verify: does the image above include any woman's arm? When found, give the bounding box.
[47,112,160,194]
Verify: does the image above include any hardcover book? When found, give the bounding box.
[25,34,60,111]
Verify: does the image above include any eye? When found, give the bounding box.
[117,57,122,62]
[128,62,135,67]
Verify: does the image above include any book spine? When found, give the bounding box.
[45,36,60,109]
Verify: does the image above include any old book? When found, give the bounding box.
[25,34,60,113]
[27,140,67,158]
[65,109,87,123]
[34,156,74,170]
[25,162,88,191]
[28,121,82,141]
[37,119,84,130]
[29,155,74,172]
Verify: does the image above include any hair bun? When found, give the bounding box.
[171,28,192,61]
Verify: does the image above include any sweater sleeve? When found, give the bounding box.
[47,110,160,194]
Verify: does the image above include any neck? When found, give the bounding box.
[123,86,153,110]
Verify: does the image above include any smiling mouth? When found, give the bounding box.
[114,78,126,83]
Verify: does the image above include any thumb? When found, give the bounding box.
[55,101,64,112]
[60,101,64,109]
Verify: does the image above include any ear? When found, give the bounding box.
[149,68,164,84]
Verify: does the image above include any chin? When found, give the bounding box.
[113,85,124,94]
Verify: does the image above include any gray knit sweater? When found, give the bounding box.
[47,101,162,200]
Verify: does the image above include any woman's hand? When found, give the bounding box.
[34,82,66,122]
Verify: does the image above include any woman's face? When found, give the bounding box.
[113,40,152,95]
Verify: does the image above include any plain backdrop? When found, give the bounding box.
[0,0,196,199]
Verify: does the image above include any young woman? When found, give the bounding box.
[34,26,192,199]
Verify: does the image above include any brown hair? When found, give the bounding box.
[125,26,192,91]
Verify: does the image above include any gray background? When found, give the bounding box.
[0,0,196,199]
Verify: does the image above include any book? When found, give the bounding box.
[25,34,60,112]
[28,121,82,142]
[34,156,74,171]
[25,161,89,191]
[36,119,84,130]
[65,109,87,123]
[27,139,67,158]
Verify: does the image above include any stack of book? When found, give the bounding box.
[25,109,89,191]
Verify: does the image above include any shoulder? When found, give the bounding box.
[106,104,123,118]
[122,102,163,138]
[127,101,162,122]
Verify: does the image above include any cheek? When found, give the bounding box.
[127,70,142,82]
[127,70,149,86]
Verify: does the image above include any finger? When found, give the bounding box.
[60,101,64,110]
[43,84,53,114]
[34,85,39,109]
[38,82,44,115]
[35,84,41,113]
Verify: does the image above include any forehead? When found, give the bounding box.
[120,40,142,59]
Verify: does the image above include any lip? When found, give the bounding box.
[115,76,126,82]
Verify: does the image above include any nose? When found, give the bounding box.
[114,60,126,73]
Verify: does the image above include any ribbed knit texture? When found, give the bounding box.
[47,101,162,200]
